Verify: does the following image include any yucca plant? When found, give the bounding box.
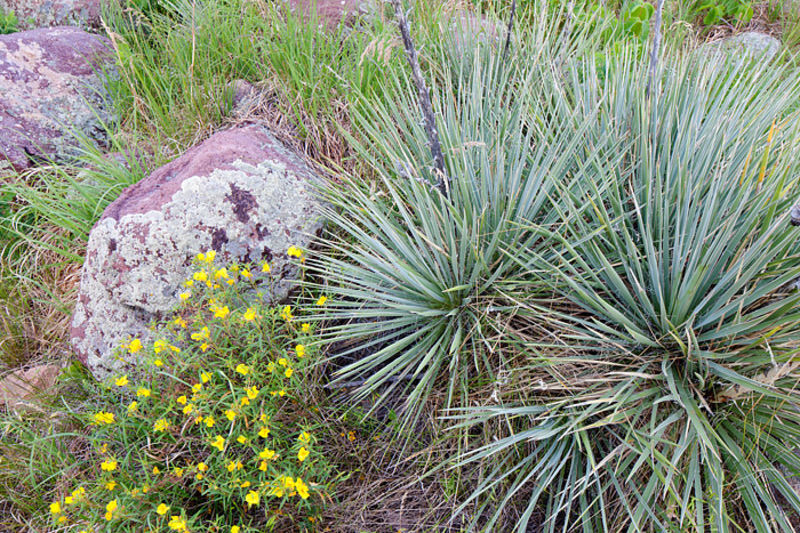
[452,51,800,531]
[303,13,610,431]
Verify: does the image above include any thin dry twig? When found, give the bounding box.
[502,0,517,59]
[387,0,448,196]
[647,0,665,98]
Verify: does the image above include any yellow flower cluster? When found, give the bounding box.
[59,253,330,531]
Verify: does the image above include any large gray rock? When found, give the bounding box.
[70,124,325,379]
[0,0,106,31]
[0,27,114,173]
[705,31,781,62]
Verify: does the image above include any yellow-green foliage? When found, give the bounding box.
[47,251,332,532]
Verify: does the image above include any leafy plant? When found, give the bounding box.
[451,48,800,532]
[692,0,754,26]
[0,9,17,34]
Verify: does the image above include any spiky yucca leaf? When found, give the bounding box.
[452,51,800,532]
[304,17,609,430]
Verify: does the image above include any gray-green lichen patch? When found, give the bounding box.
[0,27,115,171]
[70,125,325,380]
[0,0,104,31]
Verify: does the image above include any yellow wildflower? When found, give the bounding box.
[176,395,187,405]
[213,305,230,319]
[193,271,208,282]
[191,327,210,341]
[205,250,216,262]
[271,485,284,497]
[50,502,61,514]
[204,416,215,427]
[287,246,303,258]
[348,431,356,442]
[153,358,164,367]
[301,323,311,333]
[153,418,169,432]
[198,462,208,472]
[128,338,142,353]
[211,435,226,451]
[295,344,306,357]
[128,400,138,412]
[245,490,260,507]
[174,317,188,328]
[259,448,275,460]
[316,295,327,306]
[296,477,310,500]
[299,431,311,444]
[280,305,294,321]
[240,480,251,488]
[258,461,268,471]
[278,358,287,367]
[243,307,257,321]
[240,396,250,406]
[284,367,293,378]
[157,503,169,515]
[237,435,247,444]
[168,515,187,531]
[114,375,129,387]
[241,269,252,279]
[261,262,271,273]
[266,362,276,372]
[235,363,249,375]
[101,459,117,471]
[173,468,184,478]
[298,447,309,462]
[136,388,151,397]
[213,267,228,280]
[200,342,209,352]
[152,466,160,475]
[232,527,241,533]
[191,382,202,393]
[94,411,115,425]
[258,426,270,438]
[246,386,259,400]
[64,496,73,505]
[179,291,191,301]
[282,476,295,490]
[105,480,116,490]
[201,371,212,383]
[225,409,236,421]
[182,404,194,415]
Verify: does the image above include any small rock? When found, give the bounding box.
[0,364,60,410]
[286,0,377,30]
[70,124,325,379]
[705,31,781,61]
[0,0,107,31]
[0,27,115,172]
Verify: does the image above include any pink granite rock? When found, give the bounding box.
[0,27,114,173]
[70,124,324,379]
[0,0,106,31]
[286,0,377,30]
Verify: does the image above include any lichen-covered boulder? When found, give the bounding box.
[70,124,324,379]
[0,0,107,31]
[0,27,114,173]
[704,31,781,62]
